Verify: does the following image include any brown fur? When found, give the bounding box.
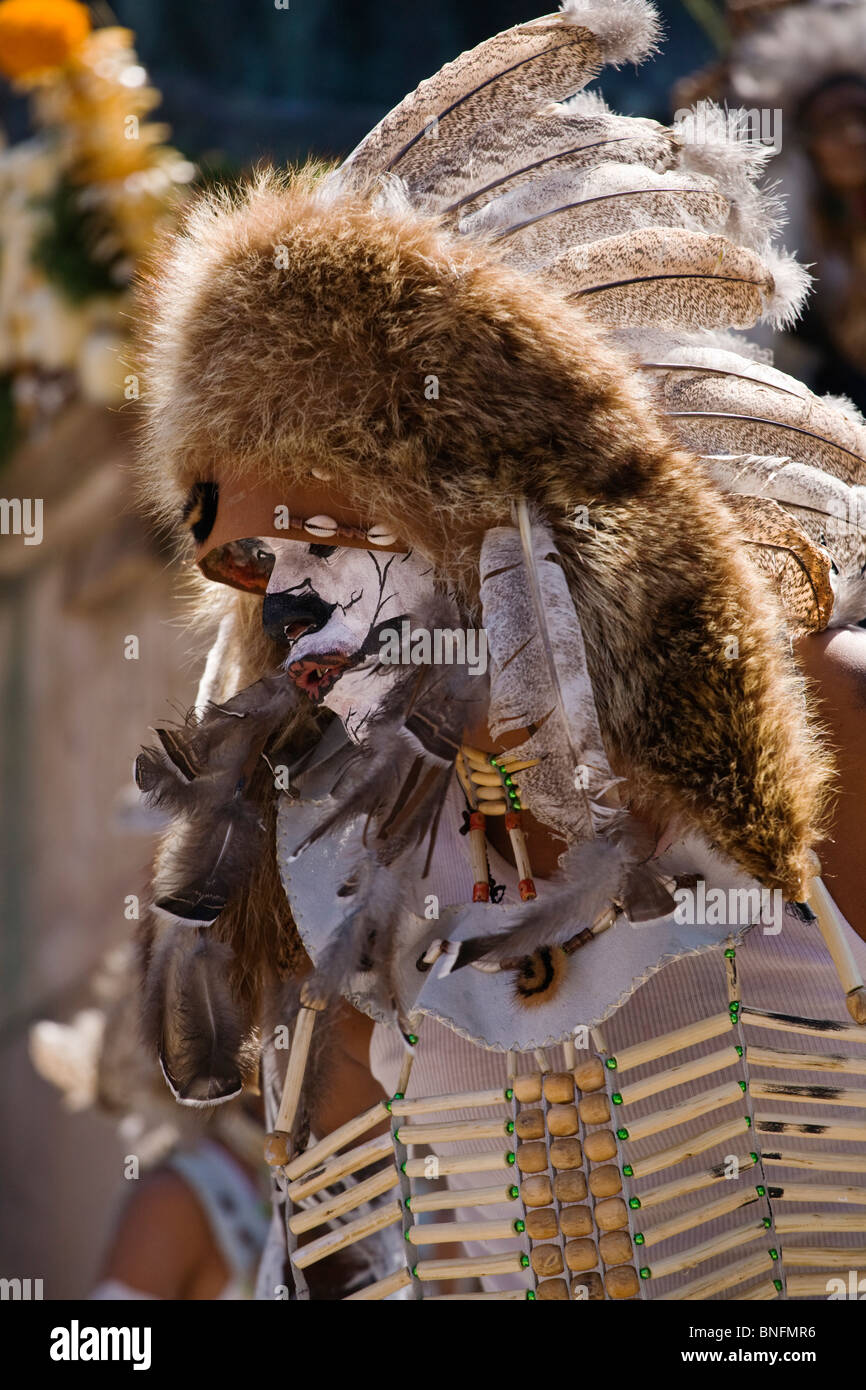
[136,166,831,964]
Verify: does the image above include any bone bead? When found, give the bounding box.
[536,1278,569,1301]
[579,1094,611,1126]
[516,1141,548,1174]
[521,1175,553,1207]
[571,1271,604,1301]
[554,1170,588,1203]
[515,1109,545,1141]
[263,1130,292,1167]
[543,1072,575,1104]
[547,1103,579,1137]
[584,1130,617,1163]
[512,1072,543,1103]
[549,1137,583,1170]
[531,1244,564,1278]
[525,1207,558,1241]
[588,1165,622,1198]
[559,1204,593,1238]
[565,1238,598,1273]
[599,1230,633,1267]
[574,1058,606,1092]
[595,1197,629,1232]
[605,1265,640,1300]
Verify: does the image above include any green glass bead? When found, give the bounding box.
[634,1233,645,1245]
[773,1279,782,1292]
[769,1249,778,1261]
[617,1127,629,1141]
[506,1120,515,1134]
[739,1080,747,1092]
[724,948,736,958]
[385,1101,392,1112]
[404,1231,411,1241]
[520,1254,530,1268]
[509,1186,519,1200]
[505,775,514,786]
[400,1161,407,1174]
[730,1000,740,1012]
[622,1164,633,1177]
[507,1152,516,1165]
[750,1153,759,1164]
[745,1116,752,1127]
[514,1220,526,1233]
[606,1058,617,1069]
[525,1290,536,1300]
[735,1046,743,1057]
[763,1217,772,1229]
[407,1034,419,1045]
[629,1197,641,1210]
[612,1093,623,1105]
[393,1092,404,1100]
[505,1088,514,1101]
[639,1268,651,1280]
[405,1197,412,1209]
[756,1185,765,1196]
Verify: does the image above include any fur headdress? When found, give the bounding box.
[132,0,866,1095]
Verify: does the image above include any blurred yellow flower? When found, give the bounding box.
[0,0,91,81]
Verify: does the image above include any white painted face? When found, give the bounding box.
[260,539,438,741]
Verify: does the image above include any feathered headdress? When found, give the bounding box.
[133,0,866,1094]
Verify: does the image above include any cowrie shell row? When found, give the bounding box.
[366,524,397,547]
[303,515,339,538]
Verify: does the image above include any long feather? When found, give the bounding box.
[143,926,255,1107]
[466,162,730,269]
[340,4,660,193]
[543,227,778,331]
[135,672,304,923]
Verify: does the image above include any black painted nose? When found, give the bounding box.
[261,587,336,646]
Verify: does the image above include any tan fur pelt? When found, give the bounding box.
[137,167,831,906]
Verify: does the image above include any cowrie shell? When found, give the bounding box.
[303,514,338,538]
[366,524,398,547]
[310,467,333,482]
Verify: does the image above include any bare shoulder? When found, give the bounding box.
[796,624,866,698]
[99,1166,214,1298]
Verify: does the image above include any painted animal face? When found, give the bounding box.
[204,536,438,741]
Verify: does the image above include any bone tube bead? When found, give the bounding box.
[584,1130,617,1162]
[531,1245,564,1278]
[543,1072,575,1104]
[521,1175,553,1207]
[565,1239,598,1272]
[516,1141,548,1173]
[547,1104,579,1137]
[554,1171,588,1203]
[549,1137,583,1169]
[572,1271,604,1301]
[515,1109,545,1140]
[574,1058,606,1092]
[525,1207,558,1240]
[589,1165,622,1198]
[599,1230,633,1266]
[579,1094,611,1126]
[605,1266,640,1299]
[512,1072,543,1103]
[595,1197,629,1231]
[560,1204,593,1237]
[537,1278,569,1301]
